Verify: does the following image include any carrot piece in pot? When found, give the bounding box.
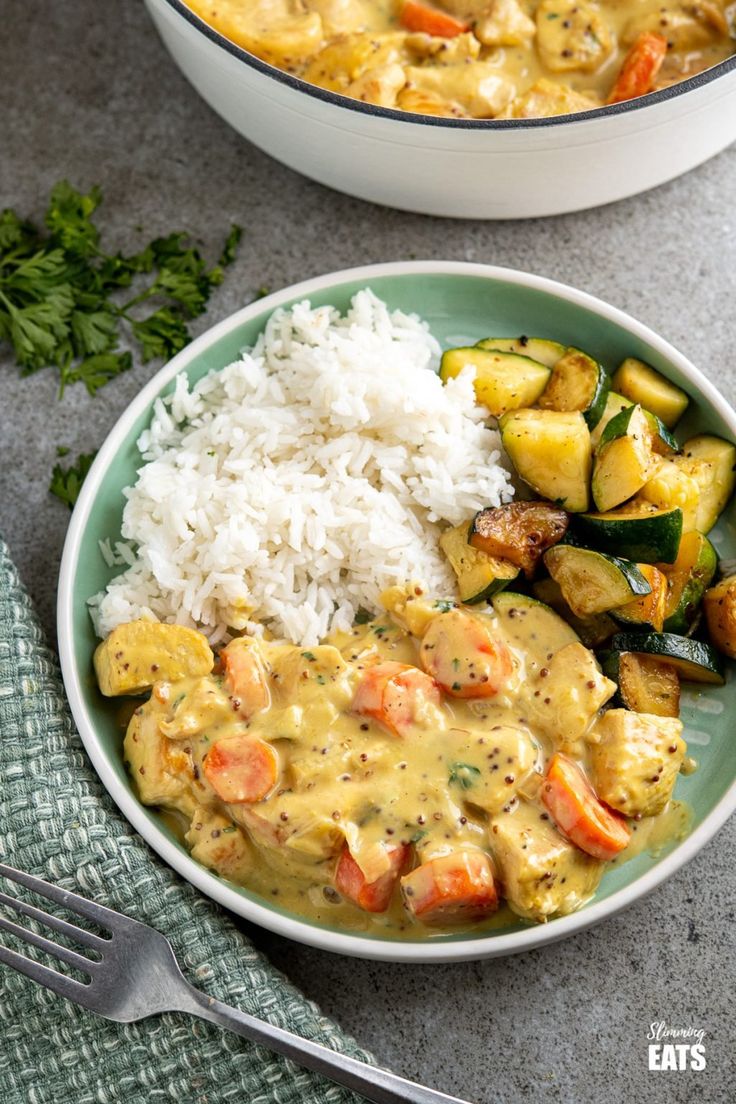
[419,609,513,698]
[399,0,469,37]
[352,661,441,736]
[541,752,630,860]
[401,851,498,923]
[607,33,668,105]
[335,842,411,912]
[221,637,270,718]
[203,735,279,803]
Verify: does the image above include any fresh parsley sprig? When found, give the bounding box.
[0,181,242,394]
[49,450,98,509]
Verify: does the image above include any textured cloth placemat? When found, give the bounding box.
[0,537,374,1104]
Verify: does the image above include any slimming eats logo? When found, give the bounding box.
[647,1022,707,1070]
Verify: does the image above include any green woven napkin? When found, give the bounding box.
[0,536,374,1104]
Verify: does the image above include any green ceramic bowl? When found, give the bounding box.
[58,261,736,962]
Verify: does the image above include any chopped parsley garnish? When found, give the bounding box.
[0,181,241,393]
[49,450,97,509]
[354,607,373,625]
[301,651,317,661]
[448,762,481,790]
[433,599,455,613]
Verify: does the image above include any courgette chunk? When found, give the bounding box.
[592,404,657,512]
[491,590,580,663]
[660,530,717,634]
[532,578,616,647]
[601,652,680,718]
[500,409,591,512]
[589,391,632,450]
[537,348,609,429]
[703,575,736,659]
[469,501,568,577]
[612,564,668,632]
[612,357,690,429]
[640,460,699,533]
[544,545,652,618]
[610,631,725,685]
[439,347,550,416]
[476,336,565,368]
[573,503,683,564]
[676,435,736,533]
[439,523,519,604]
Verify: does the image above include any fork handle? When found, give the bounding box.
[176,981,474,1104]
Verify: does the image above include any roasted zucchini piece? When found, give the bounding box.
[491,591,580,659]
[544,545,652,618]
[94,620,214,696]
[499,408,591,512]
[643,411,678,455]
[469,501,568,577]
[640,459,699,533]
[439,347,550,416]
[589,391,632,450]
[703,575,736,659]
[538,347,609,429]
[572,502,683,564]
[439,522,519,604]
[475,336,565,367]
[591,709,686,817]
[601,651,680,718]
[612,357,690,429]
[612,564,668,631]
[660,530,718,634]
[675,435,736,533]
[592,404,657,512]
[532,577,616,647]
[610,631,725,685]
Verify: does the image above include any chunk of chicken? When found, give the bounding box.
[590,709,686,817]
[524,642,616,754]
[306,0,378,36]
[185,807,254,883]
[396,87,466,116]
[623,1,728,51]
[303,31,409,93]
[124,704,197,816]
[402,61,515,116]
[490,800,603,921]
[501,78,601,118]
[444,725,539,815]
[536,0,614,73]
[346,62,407,105]
[186,0,324,67]
[475,0,536,47]
[405,31,481,61]
[94,620,213,697]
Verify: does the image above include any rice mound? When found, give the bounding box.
[90,290,514,646]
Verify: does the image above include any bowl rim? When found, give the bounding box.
[57,259,736,963]
[155,0,736,131]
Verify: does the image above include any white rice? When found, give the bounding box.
[90,290,514,646]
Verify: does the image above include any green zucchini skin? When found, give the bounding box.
[572,507,683,565]
[475,336,565,368]
[581,356,610,430]
[610,632,725,685]
[662,532,718,633]
[644,411,678,455]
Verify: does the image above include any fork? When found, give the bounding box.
[0,863,474,1104]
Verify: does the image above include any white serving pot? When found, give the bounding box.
[145,0,736,220]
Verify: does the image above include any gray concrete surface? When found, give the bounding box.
[1,2,734,1101]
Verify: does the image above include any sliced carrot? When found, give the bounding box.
[203,735,279,803]
[221,637,270,718]
[542,753,630,861]
[401,851,498,923]
[352,661,441,736]
[335,842,410,912]
[419,609,513,699]
[399,0,468,37]
[607,33,668,105]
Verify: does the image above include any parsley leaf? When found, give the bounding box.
[0,180,242,394]
[49,450,97,509]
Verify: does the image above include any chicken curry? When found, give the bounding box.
[95,584,689,936]
[184,0,734,119]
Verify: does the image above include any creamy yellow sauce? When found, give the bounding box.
[113,587,691,937]
[184,0,734,118]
